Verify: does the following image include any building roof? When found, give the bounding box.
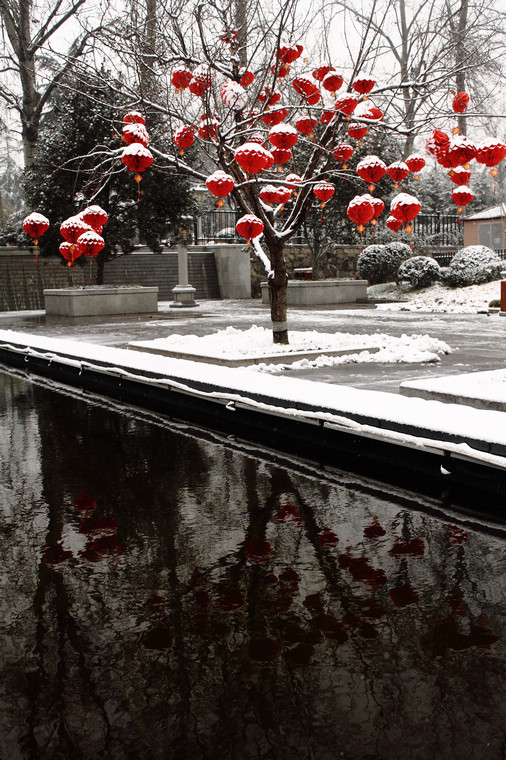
[463,203,506,221]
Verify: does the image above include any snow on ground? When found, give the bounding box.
[132,280,504,372]
[131,326,451,372]
[370,279,502,313]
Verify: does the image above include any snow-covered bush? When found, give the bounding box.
[442,245,503,287]
[384,241,412,270]
[397,256,441,289]
[357,244,402,284]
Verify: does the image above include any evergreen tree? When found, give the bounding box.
[24,67,193,281]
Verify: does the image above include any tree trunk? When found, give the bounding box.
[455,0,469,135]
[266,237,288,344]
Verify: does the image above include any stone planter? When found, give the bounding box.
[44,286,158,317]
[260,279,368,306]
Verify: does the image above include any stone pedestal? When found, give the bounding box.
[171,244,198,308]
[44,286,158,316]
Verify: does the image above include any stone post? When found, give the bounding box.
[171,219,198,308]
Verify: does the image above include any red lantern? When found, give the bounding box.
[332,143,354,168]
[121,143,153,193]
[321,108,335,124]
[448,166,471,185]
[236,214,264,243]
[22,212,50,246]
[271,61,291,78]
[347,123,369,143]
[76,230,105,258]
[173,125,195,155]
[390,192,421,233]
[240,69,255,87]
[347,195,374,232]
[122,123,149,146]
[405,153,426,179]
[475,138,506,167]
[59,240,82,265]
[313,181,335,208]
[274,186,292,205]
[190,63,213,93]
[220,80,248,110]
[123,111,145,125]
[259,184,279,204]
[171,67,192,92]
[285,173,302,191]
[312,64,334,81]
[363,194,385,225]
[334,94,358,116]
[278,43,303,64]
[198,117,218,140]
[451,185,474,213]
[356,155,387,191]
[452,91,470,114]
[234,142,272,174]
[292,77,318,98]
[258,87,280,105]
[295,115,317,137]
[306,90,321,106]
[386,215,403,233]
[206,170,235,206]
[386,161,410,188]
[425,130,450,161]
[270,147,292,168]
[269,123,298,150]
[81,205,108,230]
[352,74,376,97]
[444,135,476,168]
[261,108,289,126]
[60,215,92,244]
[322,71,344,95]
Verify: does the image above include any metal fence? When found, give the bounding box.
[194,210,239,243]
[411,213,462,246]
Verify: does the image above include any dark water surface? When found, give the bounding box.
[1,368,505,760]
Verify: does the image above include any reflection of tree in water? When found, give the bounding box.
[1,375,504,759]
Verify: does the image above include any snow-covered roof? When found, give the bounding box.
[463,203,506,221]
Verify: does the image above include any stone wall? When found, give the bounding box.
[250,243,361,297]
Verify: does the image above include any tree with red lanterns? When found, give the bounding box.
[70,0,504,343]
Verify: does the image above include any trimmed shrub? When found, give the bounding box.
[357,243,402,284]
[443,245,503,287]
[397,256,441,289]
[384,241,412,270]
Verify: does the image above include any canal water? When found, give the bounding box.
[1,367,505,760]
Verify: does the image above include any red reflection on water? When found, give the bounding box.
[272,496,302,524]
[140,625,173,650]
[79,535,125,562]
[389,582,419,607]
[74,492,97,512]
[339,553,387,588]
[219,587,245,611]
[43,543,72,567]
[363,517,386,539]
[420,617,499,659]
[245,538,272,562]
[447,525,468,544]
[79,516,118,535]
[317,527,339,548]
[248,637,282,666]
[389,538,425,556]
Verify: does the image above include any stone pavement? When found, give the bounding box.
[0,298,505,407]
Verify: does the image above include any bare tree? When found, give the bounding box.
[0,0,108,171]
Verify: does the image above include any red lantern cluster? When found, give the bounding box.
[59,205,107,282]
[120,112,153,196]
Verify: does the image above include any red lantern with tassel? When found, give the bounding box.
[259,184,279,204]
[452,91,470,114]
[386,215,403,233]
[390,192,421,234]
[123,111,145,125]
[451,185,474,213]
[76,230,105,284]
[236,214,264,244]
[352,74,375,98]
[347,195,374,233]
[334,94,358,116]
[332,143,354,169]
[295,115,317,138]
[206,170,235,206]
[81,205,108,231]
[347,123,369,143]
[322,71,344,96]
[313,181,335,208]
[405,153,426,179]
[171,67,192,92]
[122,123,149,146]
[356,155,387,192]
[121,143,154,195]
[22,212,50,251]
[386,161,410,188]
[173,125,195,155]
[448,166,471,185]
[312,64,334,81]
[269,122,299,150]
[60,215,92,244]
